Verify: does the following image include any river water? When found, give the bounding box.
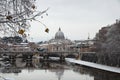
[0,58,120,80]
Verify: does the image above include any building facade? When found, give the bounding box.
[47,28,73,52]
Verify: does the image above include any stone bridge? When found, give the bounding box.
[0,51,96,61]
[0,51,79,61]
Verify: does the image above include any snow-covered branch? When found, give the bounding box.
[0,0,48,36]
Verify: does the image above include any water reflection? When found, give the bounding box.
[0,58,69,80]
[0,57,120,80]
[72,65,120,80]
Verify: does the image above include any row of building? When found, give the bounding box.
[39,28,95,52]
[0,28,95,52]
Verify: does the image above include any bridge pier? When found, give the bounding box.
[9,55,16,63]
[26,55,33,66]
[75,52,81,60]
[43,54,49,61]
[60,55,65,62]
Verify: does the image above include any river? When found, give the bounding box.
[0,58,120,80]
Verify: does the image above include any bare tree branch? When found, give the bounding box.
[0,0,48,36]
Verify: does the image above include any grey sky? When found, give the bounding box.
[29,0,120,42]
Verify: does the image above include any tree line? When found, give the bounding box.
[82,19,120,67]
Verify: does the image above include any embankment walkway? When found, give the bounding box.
[65,58,120,73]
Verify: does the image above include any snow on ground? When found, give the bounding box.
[65,58,120,73]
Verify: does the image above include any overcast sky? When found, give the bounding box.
[29,0,120,42]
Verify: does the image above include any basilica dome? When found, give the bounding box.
[55,28,65,39]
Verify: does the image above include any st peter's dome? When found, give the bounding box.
[55,28,65,40]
